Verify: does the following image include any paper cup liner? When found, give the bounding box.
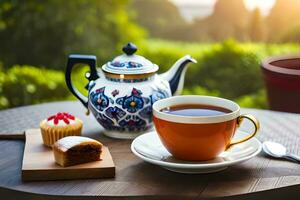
[40,119,82,147]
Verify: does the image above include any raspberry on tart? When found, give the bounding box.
[47,112,76,125]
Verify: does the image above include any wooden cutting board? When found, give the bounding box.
[22,129,115,181]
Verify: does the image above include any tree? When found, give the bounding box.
[0,0,145,69]
[280,25,300,42]
[130,0,187,39]
[249,8,266,41]
[191,0,250,41]
[267,0,300,41]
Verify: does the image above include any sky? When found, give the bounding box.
[170,0,276,22]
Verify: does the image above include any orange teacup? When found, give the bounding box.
[152,95,260,161]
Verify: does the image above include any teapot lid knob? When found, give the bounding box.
[122,42,137,55]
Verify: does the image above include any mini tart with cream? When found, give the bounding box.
[40,112,83,147]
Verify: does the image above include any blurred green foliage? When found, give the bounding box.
[0,66,69,109]
[0,0,145,69]
[188,40,262,99]
[1,40,300,110]
[235,89,268,109]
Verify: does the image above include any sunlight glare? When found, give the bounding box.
[244,0,276,15]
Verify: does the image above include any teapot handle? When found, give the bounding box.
[65,54,99,108]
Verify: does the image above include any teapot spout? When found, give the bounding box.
[161,55,197,95]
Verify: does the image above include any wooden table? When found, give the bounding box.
[1,101,300,200]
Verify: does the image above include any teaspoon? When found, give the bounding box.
[262,141,300,163]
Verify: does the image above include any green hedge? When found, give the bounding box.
[1,40,300,110]
[141,40,300,109]
[0,66,69,109]
[187,40,263,99]
[0,64,94,109]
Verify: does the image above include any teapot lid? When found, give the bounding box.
[102,43,159,75]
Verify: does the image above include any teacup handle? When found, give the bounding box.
[226,114,260,149]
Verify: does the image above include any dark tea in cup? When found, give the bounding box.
[161,104,231,117]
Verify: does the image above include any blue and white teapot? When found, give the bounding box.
[65,43,196,139]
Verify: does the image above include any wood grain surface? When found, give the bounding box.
[1,101,300,200]
[22,129,115,181]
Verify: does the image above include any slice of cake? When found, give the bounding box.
[53,136,103,167]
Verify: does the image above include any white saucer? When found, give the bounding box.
[131,130,262,174]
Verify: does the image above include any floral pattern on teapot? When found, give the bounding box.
[110,61,143,69]
[89,85,170,132]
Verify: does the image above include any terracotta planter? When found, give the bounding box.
[262,55,300,113]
